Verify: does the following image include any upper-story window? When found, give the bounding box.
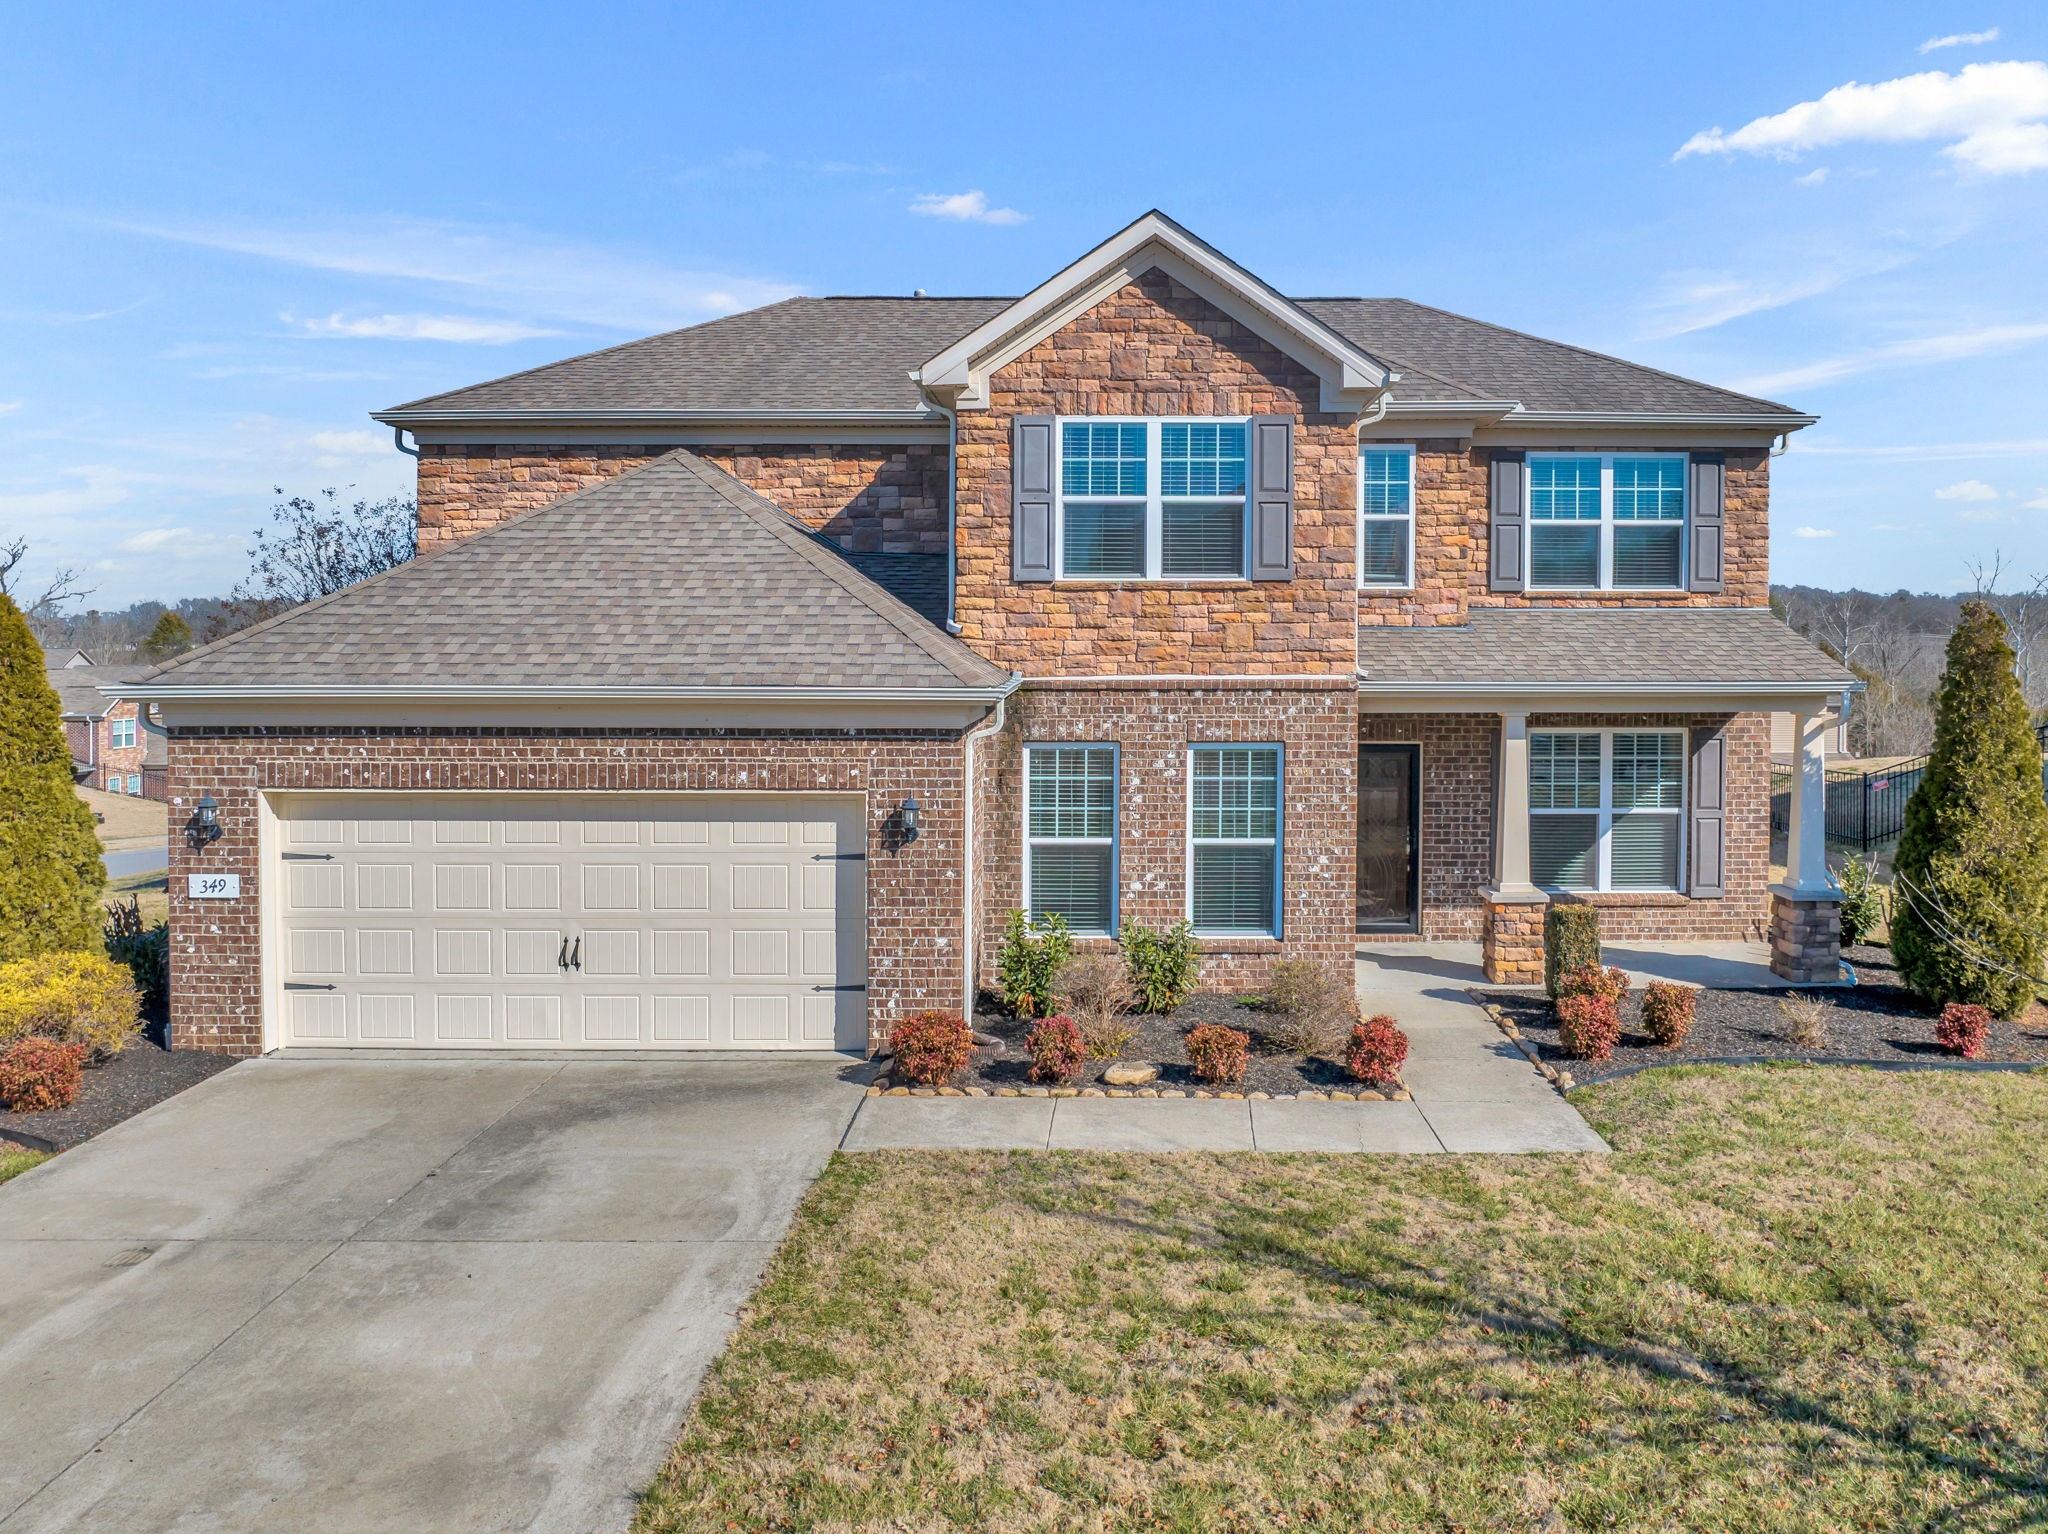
[1058,419,1248,580]
[1528,453,1686,591]
[109,716,137,750]
[1358,445,1414,588]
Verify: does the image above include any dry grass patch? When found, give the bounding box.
[75,785,164,847]
[638,1066,2048,1533]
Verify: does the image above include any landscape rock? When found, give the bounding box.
[1101,1062,1160,1087]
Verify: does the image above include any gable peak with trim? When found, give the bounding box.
[914,210,1394,414]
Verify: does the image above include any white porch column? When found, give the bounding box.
[1491,709,1539,897]
[1783,708,1831,893]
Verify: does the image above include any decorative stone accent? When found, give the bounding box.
[1770,887,1844,984]
[1102,1062,1159,1087]
[1482,892,1548,986]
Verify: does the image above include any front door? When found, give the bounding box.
[1357,745,1419,933]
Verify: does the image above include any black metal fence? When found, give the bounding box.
[1808,723,2048,850]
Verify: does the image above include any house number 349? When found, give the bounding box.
[187,874,242,899]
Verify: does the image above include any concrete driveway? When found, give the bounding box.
[0,1054,865,1534]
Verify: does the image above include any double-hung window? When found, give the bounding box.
[1025,744,1118,933]
[127,773,142,796]
[1528,454,1686,590]
[110,716,137,750]
[1358,445,1414,588]
[1189,745,1281,935]
[1529,729,1685,891]
[1058,418,1249,579]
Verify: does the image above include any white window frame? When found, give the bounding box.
[127,773,142,796]
[1054,416,1251,582]
[1022,742,1120,935]
[109,716,137,750]
[1525,452,1688,593]
[1185,743,1284,939]
[1357,443,1416,590]
[1529,727,1686,893]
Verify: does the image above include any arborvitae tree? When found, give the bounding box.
[140,610,193,663]
[1890,600,2048,1018]
[0,593,105,960]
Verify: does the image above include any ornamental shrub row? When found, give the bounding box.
[994,911,1200,1020]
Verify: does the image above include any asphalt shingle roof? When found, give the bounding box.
[381,295,1803,421]
[1355,609,1856,689]
[46,665,139,719]
[137,451,1009,694]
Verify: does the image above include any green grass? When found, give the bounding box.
[0,1149,51,1184]
[107,868,168,927]
[636,1066,2048,1533]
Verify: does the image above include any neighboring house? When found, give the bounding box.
[47,651,167,800]
[122,212,1855,1058]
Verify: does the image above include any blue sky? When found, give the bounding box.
[2,0,2045,606]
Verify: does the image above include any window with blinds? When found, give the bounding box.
[1058,419,1249,579]
[1527,453,1687,591]
[1190,745,1281,935]
[1359,445,1414,587]
[1026,744,1118,933]
[1529,729,1684,891]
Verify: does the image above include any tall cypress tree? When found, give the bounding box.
[0,594,105,961]
[1890,600,2048,1018]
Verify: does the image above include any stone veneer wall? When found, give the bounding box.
[972,680,1357,994]
[952,270,1359,676]
[415,442,949,554]
[1358,444,1772,629]
[1358,710,1772,944]
[165,726,971,1058]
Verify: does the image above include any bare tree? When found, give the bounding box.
[0,538,94,626]
[226,487,417,621]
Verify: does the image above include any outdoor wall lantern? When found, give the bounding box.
[186,794,223,851]
[898,797,922,843]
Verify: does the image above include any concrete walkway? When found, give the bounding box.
[844,947,1606,1154]
[0,1054,865,1534]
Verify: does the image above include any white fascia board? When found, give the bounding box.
[114,682,1015,705]
[1356,678,1859,713]
[1505,410,1817,430]
[915,212,1390,412]
[373,406,938,428]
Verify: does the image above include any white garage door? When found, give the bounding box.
[272,794,867,1051]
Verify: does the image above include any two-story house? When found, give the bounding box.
[50,650,166,800]
[126,213,1855,1057]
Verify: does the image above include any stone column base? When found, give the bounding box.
[1482,889,1548,986]
[1769,885,1843,984]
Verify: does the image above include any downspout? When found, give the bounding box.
[391,426,420,458]
[959,674,1023,1017]
[1770,431,1791,458]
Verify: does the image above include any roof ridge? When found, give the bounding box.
[660,452,1005,687]
[1376,297,1799,415]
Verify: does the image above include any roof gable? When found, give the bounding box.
[134,452,1009,698]
[915,211,1392,413]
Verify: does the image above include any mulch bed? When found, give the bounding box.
[1474,943,2048,1085]
[0,1039,236,1153]
[875,994,1408,1098]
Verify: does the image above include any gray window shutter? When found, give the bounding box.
[1488,449,1526,592]
[1689,451,1725,594]
[1012,416,1055,583]
[1688,726,1727,898]
[1248,416,1294,581]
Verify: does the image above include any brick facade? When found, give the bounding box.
[952,271,1359,675]
[973,681,1357,991]
[166,726,972,1057]
[417,442,949,555]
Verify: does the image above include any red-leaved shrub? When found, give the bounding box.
[1641,981,1696,1048]
[1185,1023,1250,1085]
[1559,963,1631,1006]
[1345,1014,1409,1086]
[889,1010,973,1085]
[1936,1002,1991,1060]
[1027,1014,1086,1084]
[1556,994,1621,1063]
[0,1038,88,1113]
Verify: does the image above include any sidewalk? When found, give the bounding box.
[841,946,1607,1155]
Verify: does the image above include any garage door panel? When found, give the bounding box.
[276,794,867,1051]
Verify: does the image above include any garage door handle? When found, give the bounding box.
[569,937,582,972]
[812,984,867,992]
[285,982,336,992]
[811,852,866,861]
[281,852,335,862]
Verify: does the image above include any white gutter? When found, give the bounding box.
[107,682,1016,705]
[1374,402,1817,431]
[957,673,1023,1016]
[1355,677,1860,700]
[370,407,940,427]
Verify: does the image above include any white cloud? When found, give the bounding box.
[124,216,799,332]
[1733,319,2048,392]
[1675,61,2048,176]
[908,190,1028,225]
[2025,492,2048,510]
[292,312,559,343]
[114,526,238,557]
[1935,478,2001,501]
[1954,504,2006,522]
[1921,27,2000,53]
[1791,526,1837,538]
[0,400,21,417]
[1638,247,1921,337]
[1794,166,1830,184]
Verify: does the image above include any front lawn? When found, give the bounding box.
[639,1067,2048,1533]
